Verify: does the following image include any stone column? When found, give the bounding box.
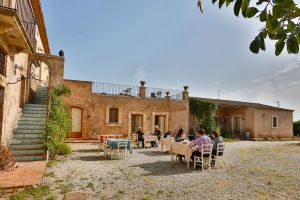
[182,86,189,101]
[139,80,146,98]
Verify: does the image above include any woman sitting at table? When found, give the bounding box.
[163,129,173,138]
[175,128,186,142]
[150,126,161,147]
[211,130,224,166]
[136,127,145,148]
[190,128,212,162]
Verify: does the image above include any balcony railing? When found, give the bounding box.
[0,0,36,49]
[92,82,183,100]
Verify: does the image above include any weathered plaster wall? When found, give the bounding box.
[63,80,189,139]
[253,108,293,138]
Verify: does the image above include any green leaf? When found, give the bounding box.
[287,21,296,31]
[260,36,266,51]
[250,37,260,54]
[287,36,299,54]
[246,7,259,18]
[274,0,295,9]
[219,0,226,8]
[273,5,286,18]
[234,0,243,17]
[266,15,280,34]
[259,10,267,22]
[212,0,218,4]
[275,39,285,56]
[225,0,232,7]
[241,0,250,18]
[296,33,300,43]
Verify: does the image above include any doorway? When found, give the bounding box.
[232,116,242,134]
[69,107,82,138]
[0,86,5,144]
[19,75,26,108]
[155,115,165,132]
[131,114,143,133]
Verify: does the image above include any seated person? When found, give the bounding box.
[136,127,145,148]
[163,129,173,138]
[190,128,212,162]
[175,128,186,142]
[150,126,161,147]
[211,130,224,167]
[188,128,196,141]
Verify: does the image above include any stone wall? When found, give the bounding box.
[63,80,189,139]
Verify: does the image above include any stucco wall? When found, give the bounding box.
[253,108,293,138]
[63,80,189,139]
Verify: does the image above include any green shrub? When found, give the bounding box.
[46,85,72,159]
[56,143,72,155]
[221,128,234,139]
[293,121,300,136]
[189,98,218,134]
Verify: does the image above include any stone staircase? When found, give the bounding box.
[10,86,48,161]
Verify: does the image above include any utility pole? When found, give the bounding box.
[274,100,280,108]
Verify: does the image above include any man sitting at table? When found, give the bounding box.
[136,127,145,148]
[190,128,212,162]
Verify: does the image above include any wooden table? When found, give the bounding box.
[170,141,193,169]
[161,138,174,152]
[144,135,159,145]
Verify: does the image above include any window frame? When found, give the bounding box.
[272,115,278,128]
[0,47,7,77]
[106,106,122,126]
[109,108,119,123]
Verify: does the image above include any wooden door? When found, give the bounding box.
[69,107,82,138]
[131,114,143,133]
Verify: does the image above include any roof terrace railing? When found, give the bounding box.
[92,82,183,100]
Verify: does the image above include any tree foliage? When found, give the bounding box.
[294,120,300,136]
[198,0,300,55]
[189,97,218,134]
[46,85,72,159]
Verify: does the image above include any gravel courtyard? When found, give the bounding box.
[3,141,300,200]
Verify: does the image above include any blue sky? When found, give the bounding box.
[41,0,300,120]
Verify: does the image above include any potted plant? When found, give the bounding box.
[140,80,146,87]
[183,86,189,91]
[165,91,170,96]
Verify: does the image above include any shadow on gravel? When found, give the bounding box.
[131,161,192,176]
[138,151,169,157]
[79,155,104,161]
[75,149,100,153]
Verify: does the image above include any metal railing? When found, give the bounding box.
[0,0,36,49]
[92,82,183,100]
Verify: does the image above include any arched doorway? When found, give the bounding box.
[69,107,83,138]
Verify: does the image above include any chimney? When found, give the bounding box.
[139,80,146,98]
[182,86,189,101]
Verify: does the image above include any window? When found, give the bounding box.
[0,47,7,76]
[272,116,278,128]
[109,108,119,123]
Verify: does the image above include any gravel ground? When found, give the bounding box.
[3,141,300,200]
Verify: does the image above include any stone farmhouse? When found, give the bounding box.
[0,0,295,163]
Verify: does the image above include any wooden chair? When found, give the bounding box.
[211,143,225,168]
[194,144,213,171]
[130,133,138,148]
[115,140,128,160]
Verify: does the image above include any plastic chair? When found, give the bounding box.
[194,144,213,171]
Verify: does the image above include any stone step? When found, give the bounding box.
[10,143,44,149]
[21,113,47,118]
[12,149,44,155]
[12,138,44,144]
[24,104,47,108]
[17,120,46,125]
[16,124,46,129]
[19,116,47,121]
[31,101,47,104]
[22,110,47,115]
[13,133,45,139]
[15,155,44,161]
[23,107,47,112]
[14,129,45,134]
